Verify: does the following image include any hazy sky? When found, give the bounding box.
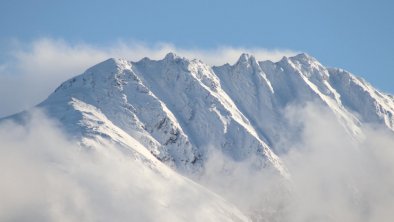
[0,0,393,116]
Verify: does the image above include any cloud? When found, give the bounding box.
[282,103,394,222]
[198,149,288,221]
[0,38,297,117]
[199,102,394,222]
[0,110,248,222]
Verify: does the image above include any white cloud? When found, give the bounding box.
[282,103,394,222]
[0,38,298,117]
[0,110,248,222]
[199,102,394,222]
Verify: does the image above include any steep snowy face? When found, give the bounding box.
[288,53,329,81]
[214,53,363,153]
[130,54,286,175]
[39,54,286,176]
[279,55,365,133]
[268,54,339,104]
[328,68,394,131]
[41,57,204,173]
[213,54,279,149]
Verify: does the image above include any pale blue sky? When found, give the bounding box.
[0,0,393,93]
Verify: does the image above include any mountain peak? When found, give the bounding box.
[235,53,259,67]
[76,58,132,86]
[237,53,254,63]
[96,57,119,67]
[86,58,129,72]
[290,52,318,63]
[164,52,180,61]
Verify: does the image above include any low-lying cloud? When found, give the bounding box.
[199,103,394,222]
[0,38,297,117]
[0,110,248,222]
[282,104,394,222]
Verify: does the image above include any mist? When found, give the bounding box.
[0,110,248,222]
[199,103,394,222]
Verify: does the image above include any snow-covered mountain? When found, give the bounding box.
[7,51,394,174]
[3,52,394,221]
[32,52,393,167]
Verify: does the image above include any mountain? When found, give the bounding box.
[3,52,394,221]
[36,52,394,166]
[35,53,290,176]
